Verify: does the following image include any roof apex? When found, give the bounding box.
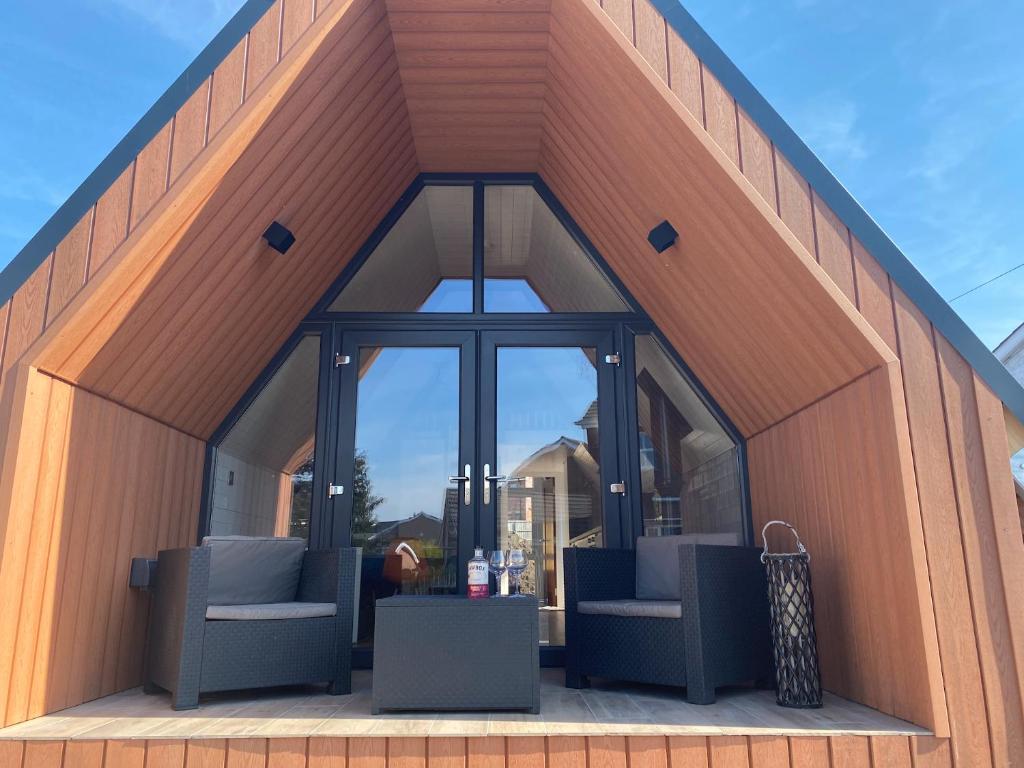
[3,0,1024,425]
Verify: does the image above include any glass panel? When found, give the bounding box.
[330,186,473,312]
[495,347,603,646]
[210,335,321,539]
[634,336,743,540]
[352,347,461,645]
[484,185,629,313]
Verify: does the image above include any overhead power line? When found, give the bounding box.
[948,261,1024,302]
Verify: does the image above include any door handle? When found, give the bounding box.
[448,464,471,505]
[483,464,524,505]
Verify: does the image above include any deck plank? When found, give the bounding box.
[0,671,927,742]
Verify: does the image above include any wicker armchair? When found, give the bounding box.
[563,542,771,704]
[143,538,357,710]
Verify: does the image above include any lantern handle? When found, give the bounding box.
[760,520,809,563]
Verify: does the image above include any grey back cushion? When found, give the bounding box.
[635,533,741,601]
[202,536,306,606]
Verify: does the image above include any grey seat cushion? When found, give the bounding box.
[202,536,306,605]
[578,599,682,619]
[205,602,337,621]
[635,533,740,600]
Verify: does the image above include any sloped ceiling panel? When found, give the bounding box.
[538,0,891,435]
[40,0,419,438]
[27,0,890,441]
[385,0,551,171]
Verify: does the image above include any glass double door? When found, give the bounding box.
[330,329,623,648]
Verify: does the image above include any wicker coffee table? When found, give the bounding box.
[371,595,540,714]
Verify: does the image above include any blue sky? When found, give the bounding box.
[354,346,596,523]
[1,1,1022,348]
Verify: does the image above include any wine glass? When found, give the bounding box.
[488,550,507,597]
[506,549,528,597]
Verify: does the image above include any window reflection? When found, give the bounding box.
[330,187,473,313]
[210,335,320,539]
[496,346,602,645]
[484,185,629,312]
[634,336,743,540]
[351,346,461,645]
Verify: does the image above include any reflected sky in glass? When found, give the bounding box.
[417,278,552,313]
[497,347,597,475]
[355,347,460,524]
[354,345,599,523]
[485,279,549,313]
[418,279,472,312]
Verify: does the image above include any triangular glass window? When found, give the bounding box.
[484,185,628,312]
[331,186,473,312]
[329,183,630,313]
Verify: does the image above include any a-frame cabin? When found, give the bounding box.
[1,0,1023,765]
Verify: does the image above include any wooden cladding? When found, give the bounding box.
[748,364,945,731]
[576,0,1024,760]
[0,0,347,420]
[5,0,898,440]
[0,734,955,768]
[0,0,1021,763]
[0,367,204,727]
[539,0,891,436]
[386,0,551,172]
[32,0,418,439]
[0,0,920,443]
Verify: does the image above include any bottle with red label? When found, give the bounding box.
[467,547,489,599]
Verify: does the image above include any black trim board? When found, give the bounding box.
[2,0,1022,424]
[0,0,275,308]
[648,0,1024,424]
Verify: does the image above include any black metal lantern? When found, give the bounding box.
[761,521,822,708]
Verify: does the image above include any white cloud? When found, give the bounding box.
[95,0,245,48]
[792,97,869,169]
[0,168,70,208]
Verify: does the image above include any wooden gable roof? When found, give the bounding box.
[5,3,1024,753]
[0,0,878,440]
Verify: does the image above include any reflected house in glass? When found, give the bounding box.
[0,0,1023,763]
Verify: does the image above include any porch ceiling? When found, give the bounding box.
[28,0,891,438]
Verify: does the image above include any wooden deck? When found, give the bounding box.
[0,669,925,742]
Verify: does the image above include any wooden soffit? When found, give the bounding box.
[536,0,892,434]
[22,0,892,439]
[29,0,419,439]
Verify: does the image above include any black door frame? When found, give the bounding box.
[198,173,752,667]
[327,330,477,588]
[477,328,626,554]
[323,326,630,561]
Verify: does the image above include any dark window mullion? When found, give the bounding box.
[473,181,484,314]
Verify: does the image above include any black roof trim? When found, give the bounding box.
[649,0,1024,424]
[0,0,274,307]
[2,0,1022,424]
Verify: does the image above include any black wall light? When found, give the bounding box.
[647,220,678,253]
[263,221,295,254]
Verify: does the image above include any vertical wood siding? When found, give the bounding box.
[32,0,418,440]
[580,0,1024,762]
[0,0,1019,763]
[0,367,204,727]
[0,0,326,403]
[0,735,954,767]
[748,364,945,730]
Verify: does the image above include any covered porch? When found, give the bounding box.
[3,0,1024,763]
